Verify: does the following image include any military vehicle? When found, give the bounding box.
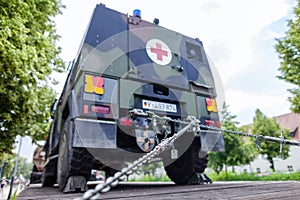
[40,4,225,192]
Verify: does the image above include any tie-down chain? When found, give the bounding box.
[75,109,300,200]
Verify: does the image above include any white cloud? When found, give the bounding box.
[226,89,291,124]
[264,29,283,40]
[192,0,290,84]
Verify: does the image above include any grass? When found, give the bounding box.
[129,174,171,182]
[208,171,300,181]
[128,172,300,182]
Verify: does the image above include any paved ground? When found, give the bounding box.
[17,181,300,200]
[0,185,23,200]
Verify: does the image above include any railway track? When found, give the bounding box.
[17,181,300,200]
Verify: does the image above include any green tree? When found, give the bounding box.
[0,153,15,178]
[0,154,32,180]
[208,103,257,176]
[0,0,65,154]
[252,109,290,172]
[19,157,33,180]
[276,1,300,112]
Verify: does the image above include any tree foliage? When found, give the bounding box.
[276,1,300,112]
[208,103,257,175]
[252,109,290,172]
[0,153,32,180]
[0,0,65,154]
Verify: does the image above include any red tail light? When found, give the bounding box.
[216,121,221,128]
[91,105,110,114]
[84,105,89,114]
[205,119,215,126]
[204,119,220,128]
[120,117,133,126]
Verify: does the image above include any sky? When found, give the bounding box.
[20,0,297,160]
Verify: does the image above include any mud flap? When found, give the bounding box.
[63,176,88,193]
[73,119,117,148]
[200,131,225,152]
[188,173,213,184]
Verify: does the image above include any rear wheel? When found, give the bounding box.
[104,166,119,180]
[57,117,93,191]
[163,139,208,184]
[41,168,56,187]
[30,165,42,184]
[57,125,69,191]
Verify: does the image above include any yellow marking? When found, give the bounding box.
[84,74,104,95]
[206,98,218,112]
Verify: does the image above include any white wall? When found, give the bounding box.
[234,146,300,174]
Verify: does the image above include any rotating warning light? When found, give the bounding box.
[133,9,141,18]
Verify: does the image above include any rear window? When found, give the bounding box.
[186,42,203,63]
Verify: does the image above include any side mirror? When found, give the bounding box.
[50,99,58,119]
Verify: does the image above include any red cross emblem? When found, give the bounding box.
[150,43,168,61]
[146,39,172,65]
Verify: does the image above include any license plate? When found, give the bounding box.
[142,100,177,113]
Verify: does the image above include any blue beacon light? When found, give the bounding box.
[133,9,141,18]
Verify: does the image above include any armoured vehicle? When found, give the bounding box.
[41,4,225,192]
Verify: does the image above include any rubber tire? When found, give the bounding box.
[104,166,119,180]
[57,121,69,191]
[195,151,208,173]
[57,117,94,191]
[41,170,56,187]
[30,166,41,184]
[164,139,208,184]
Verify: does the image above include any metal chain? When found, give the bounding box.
[74,111,196,200]
[141,109,300,147]
[197,124,300,147]
[75,109,300,200]
[134,109,300,153]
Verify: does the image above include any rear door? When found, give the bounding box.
[127,15,189,90]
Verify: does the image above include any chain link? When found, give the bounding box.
[75,110,195,200]
[142,109,299,147]
[197,124,300,146]
[75,109,300,200]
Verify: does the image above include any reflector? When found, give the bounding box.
[120,117,133,126]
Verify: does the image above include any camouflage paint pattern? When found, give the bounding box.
[49,4,224,170]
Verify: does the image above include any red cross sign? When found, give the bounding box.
[150,43,168,61]
[146,39,172,65]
